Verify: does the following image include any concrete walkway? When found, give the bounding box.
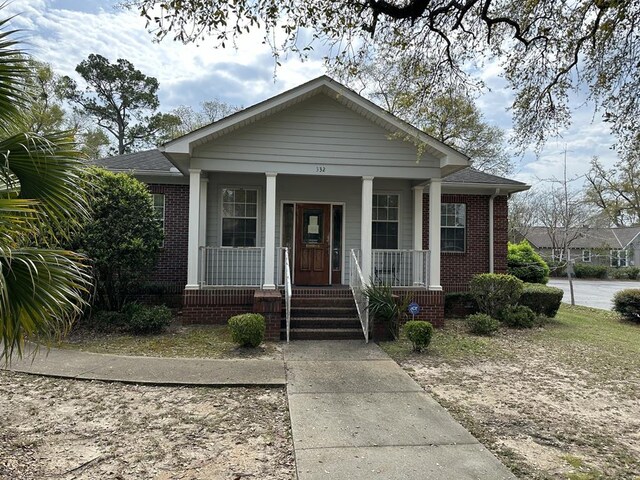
[284,340,515,480]
[4,345,286,386]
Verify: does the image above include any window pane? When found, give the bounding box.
[388,195,398,207]
[245,189,257,203]
[388,207,398,221]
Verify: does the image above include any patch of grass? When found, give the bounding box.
[56,325,280,359]
[379,318,507,362]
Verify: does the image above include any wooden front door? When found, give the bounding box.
[295,204,331,285]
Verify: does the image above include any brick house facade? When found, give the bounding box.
[97,76,528,340]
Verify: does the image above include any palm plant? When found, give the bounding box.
[0,16,91,360]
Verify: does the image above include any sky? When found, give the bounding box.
[8,0,620,188]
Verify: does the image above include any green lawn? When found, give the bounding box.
[382,305,640,480]
[57,325,281,359]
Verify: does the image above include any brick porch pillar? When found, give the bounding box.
[253,289,282,341]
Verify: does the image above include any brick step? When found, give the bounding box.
[290,288,352,298]
[290,306,358,318]
[287,317,362,329]
[287,328,364,340]
[288,297,355,308]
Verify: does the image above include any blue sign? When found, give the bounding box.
[408,302,420,316]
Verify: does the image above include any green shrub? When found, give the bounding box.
[499,304,537,329]
[444,292,479,317]
[519,284,564,318]
[125,303,173,334]
[612,289,640,323]
[466,313,500,336]
[364,283,408,339]
[507,241,550,284]
[72,168,163,311]
[469,273,524,318]
[609,266,640,280]
[403,320,434,351]
[573,263,607,279]
[228,313,266,347]
[89,310,128,332]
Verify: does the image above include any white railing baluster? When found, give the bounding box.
[349,249,369,342]
[199,247,265,287]
[371,249,430,288]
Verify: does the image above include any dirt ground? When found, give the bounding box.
[397,311,640,479]
[0,371,295,480]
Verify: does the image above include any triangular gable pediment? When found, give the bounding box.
[162,76,469,176]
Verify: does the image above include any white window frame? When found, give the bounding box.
[372,192,400,250]
[152,193,165,246]
[610,249,628,268]
[582,249,591,262]
[220,186,260,247]
[441,203,466,253]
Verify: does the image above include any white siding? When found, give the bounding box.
[192,95,440,179]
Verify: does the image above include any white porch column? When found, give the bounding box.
[428,178,442,291]
[413,186,425,285]
[199,177,208,247]
[361,176,374,282]
[186,168,202,289]
[263,172,277,289]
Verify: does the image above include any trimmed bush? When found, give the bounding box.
[519,284,564,318]
[499,304,537,329]
[612,289,640,323]
[507,241,550,284]
[403,320,434,352]
[444,292,479,318]
[466,313,500,336]
[125,303,173,334]
[469,273,524,318]
[228,313,266,347]
[609,266,640,280]
[573,263,607,279]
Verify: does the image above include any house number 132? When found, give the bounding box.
[316,166,326,173]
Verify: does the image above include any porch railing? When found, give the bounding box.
[200,246,264,287]
[349,249,369,343]
[371,249,430,288]
[283,247,292,343]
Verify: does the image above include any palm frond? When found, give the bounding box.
[0,247,92,360]
[0,15,28,131]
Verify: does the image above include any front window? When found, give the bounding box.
[152,193,165,233]
[582,249,591,262]
[372,194,399,249]
[611,249,627,267]
[221,188,258,247]
[441,203,466,252]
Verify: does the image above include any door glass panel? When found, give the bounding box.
[283,203,294,250]
[303,209,323,244]
[332,205,342,271]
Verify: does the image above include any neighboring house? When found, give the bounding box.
[95,76,529,340]
[519,226,640,267]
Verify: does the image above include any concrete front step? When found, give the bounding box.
[287,328,364,340]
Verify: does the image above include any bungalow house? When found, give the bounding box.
[519,226,640,268]
[96,76,529,341]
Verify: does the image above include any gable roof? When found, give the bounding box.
[161,75,470,175]
[442,168,529,193]
[522,226,640,249]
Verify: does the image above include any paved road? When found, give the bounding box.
[547,279,640,310]
[284,340,514,480]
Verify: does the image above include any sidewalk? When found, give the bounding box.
[284,340,515,480]
[4,345,286,386]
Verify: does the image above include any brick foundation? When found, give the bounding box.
[181,288,255,325]
[394,288,445,327]
[253,290,282,341]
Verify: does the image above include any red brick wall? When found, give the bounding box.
[181,289,255,324]
[394,289,444,327]
[147,184,189,286]
[423,193,509,292]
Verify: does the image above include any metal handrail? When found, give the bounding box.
[349,249,369,342]
[284,247,292,343]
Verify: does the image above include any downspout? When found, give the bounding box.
[489,189,500,273]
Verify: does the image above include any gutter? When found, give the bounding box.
[489,188,500,273]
